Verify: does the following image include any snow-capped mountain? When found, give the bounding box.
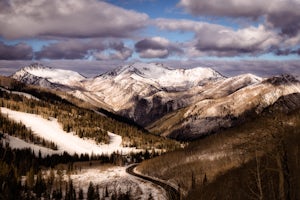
[75,63,226,124]
[100,62,224,90]
[148,74,300,140]
[12,63,85,90]
[11,63,300,140]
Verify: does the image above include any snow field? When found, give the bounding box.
[66,165,167,200]
[1,107,140,157]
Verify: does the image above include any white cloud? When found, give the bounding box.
[155,19,281,57]
[0,0,148,39]
[178,0,300,36]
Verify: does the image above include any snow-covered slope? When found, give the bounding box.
[76,63,229,125]
[148,75,300,140]
[99,62,223,89]
[76,63,222,111]
[12,63,85,89]
[1,107,139,156]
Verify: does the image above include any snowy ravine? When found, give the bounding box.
[0,107,140,157]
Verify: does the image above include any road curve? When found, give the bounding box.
[126,164,180,200]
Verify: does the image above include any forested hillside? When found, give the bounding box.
[137,93,300,199]
[0,76,179,150]
[0,76,180,199]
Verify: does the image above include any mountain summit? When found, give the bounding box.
[12,63,85,89]
[94,62,224,92]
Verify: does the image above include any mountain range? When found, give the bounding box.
[11,63,300,140]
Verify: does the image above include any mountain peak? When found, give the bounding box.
[12,63,85,87]
[104,62,169,77]
[104,62,224,80]
[96,62,226,92]
[22,63,51,71]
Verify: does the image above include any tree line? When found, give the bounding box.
[0,137,160,200]
[0,87,180,151]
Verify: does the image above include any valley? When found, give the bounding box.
[0,63,300,199]
[1,0,300,199]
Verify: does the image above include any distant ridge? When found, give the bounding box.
[11,62,300,140]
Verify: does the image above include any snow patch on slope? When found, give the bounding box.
[0,87,39,101]
[0,107,139,156]
[2,134,58,156]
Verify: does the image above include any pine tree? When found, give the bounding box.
[34,170,46,198]
[95,184,100,200]
[78,188,84,200]
[203,173,208,186]
[191,171,196,189]
[48,168,55,187]
[26,167,35,189]
[65,178,76,200]
[87,182,95,200]
[105,185,109,197]
[148,193,154,200]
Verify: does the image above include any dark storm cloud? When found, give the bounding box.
[178,0,300,36]
[0,42,33,60]
[135,37,182,58]
[36,40,132,60]
[0,0,148,39]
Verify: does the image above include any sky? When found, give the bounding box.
[0,0,300,77]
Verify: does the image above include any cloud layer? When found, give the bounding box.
[0,0,299,77]
[178,0,300,36]
[135,37,182,58]
[1,59,300,78]
[156,19,280,57]
[36,40,132,60]
[0,42,33,60]
[0,0,148,39]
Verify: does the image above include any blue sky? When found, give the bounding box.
[0,0,300,77]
